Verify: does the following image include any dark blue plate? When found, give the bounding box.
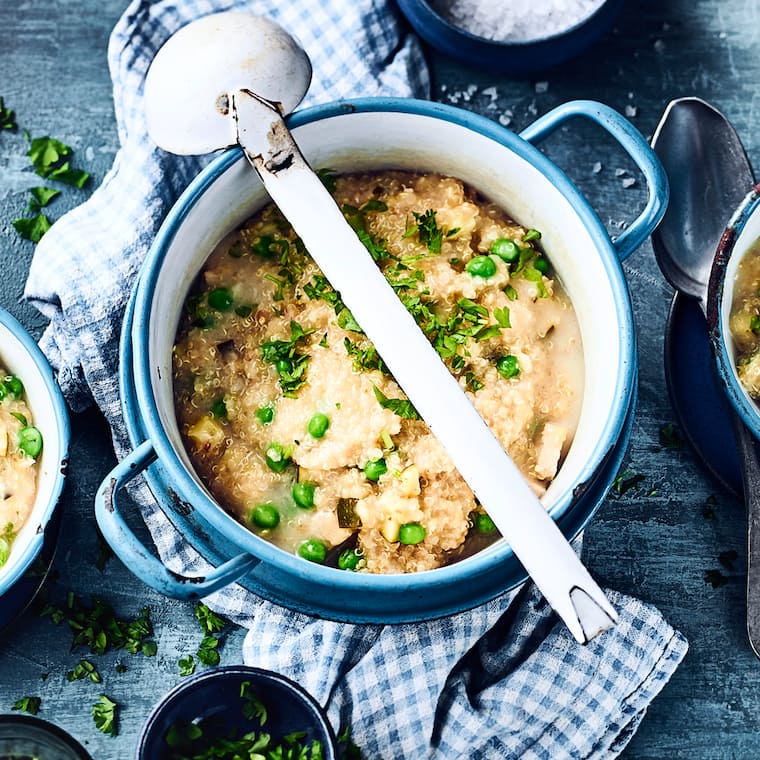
[664,292,742,496]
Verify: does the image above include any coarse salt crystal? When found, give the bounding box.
[430,0,607,43]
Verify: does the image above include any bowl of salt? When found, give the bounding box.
[395,0,623,73]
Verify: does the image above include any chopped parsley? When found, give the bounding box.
[373,385,421,420]
[0,96,16,130]
[67,659,101,683]
[38,594,157,657]
[4,99,91,242]
[658,422,683,450]
[404,209,458,253]
[704,568,729,589]
[178,654,196,677]
[261,321,313,397]
[12,696,41,715]
[196,602,227,635]
[342,199,390,261]
[92,694,118,736]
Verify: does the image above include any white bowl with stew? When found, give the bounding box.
[96,98,667,622]
[708,185,760,439]
[0,308,69,598]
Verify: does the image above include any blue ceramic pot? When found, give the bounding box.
[96,98,667,622]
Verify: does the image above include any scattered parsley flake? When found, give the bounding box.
[659,423,683,450]
[373,385,421,420]
[178,654,196,677]
[12,214,51,242]
[0,96,17,130]
[12,696,41,715]
[704,568,728,589]
[28,186,60,210]
[92,694,118,736]
[195,602,227,635]
[67,658,101,683]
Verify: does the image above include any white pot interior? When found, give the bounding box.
[0,319,65,587]
[145,110,626,517]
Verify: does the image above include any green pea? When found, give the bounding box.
[292,481,315,509]
[4,376,23,397]
[275,359,292,376]
[298,539,327,564]
[398,522,426,545]
[207,287,234,311]
[751,315,760,335]
[338,548,362,571]
[465,255,497,278]
[490,238,520,262]
[210,398,227,419]
[256,404,275,425]
[363,458,387,482]
[307,412,330,439]
[18,426,43,459]
[533,257,549,274]
[265,443,291,473]
[496,355,520,379]
[473,512,497,534]
[250,502,280,530]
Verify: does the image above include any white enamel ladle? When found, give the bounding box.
[144,11,617,643]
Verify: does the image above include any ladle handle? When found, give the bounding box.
[520,100,669,262]
[95,440,259,599]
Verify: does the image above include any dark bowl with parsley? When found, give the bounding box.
[0,308,69,602]
[136,665,338,760]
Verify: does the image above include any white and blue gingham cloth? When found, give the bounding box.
[24,1,688,757]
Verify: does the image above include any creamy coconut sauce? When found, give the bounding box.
[172,171,584,573]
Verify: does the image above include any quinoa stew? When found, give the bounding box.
[172,171,583,574]
[0,369,43,568]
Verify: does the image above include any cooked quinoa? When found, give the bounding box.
[172,171,583,573]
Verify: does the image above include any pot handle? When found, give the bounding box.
[519,99,669,262]
[95,440,260,600]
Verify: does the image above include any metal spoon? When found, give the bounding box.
[651,97,760,656]
[144,11,617,643]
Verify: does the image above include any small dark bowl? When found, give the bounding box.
[136,666,338,759]
[0,714,91,759]
[395,0,623,73]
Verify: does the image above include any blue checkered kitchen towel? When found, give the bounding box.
[24,1,688,757]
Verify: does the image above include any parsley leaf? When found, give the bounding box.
[28,186,60,209]
[12,214,51,242]
[240,681,267,724]
[195,602,227,635]
[659,422,683,450]
[197,634,221,667]
[373,385,421,420]
[178,654,196,677]
[67,659,101,683]
[261,321,313,397]
[27,136,90,186]
[0,96,17,130]
[404,209,456,254]
[12,696,40,715]
[92,694,118,736]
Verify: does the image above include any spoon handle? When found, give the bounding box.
[733,418,760,656]
[232,88,617,644]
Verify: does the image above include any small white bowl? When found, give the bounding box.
[0,308,69,596]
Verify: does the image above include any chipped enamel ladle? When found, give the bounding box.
[143,11,617,643]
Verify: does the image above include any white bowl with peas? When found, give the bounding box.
[0,308,69,597]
